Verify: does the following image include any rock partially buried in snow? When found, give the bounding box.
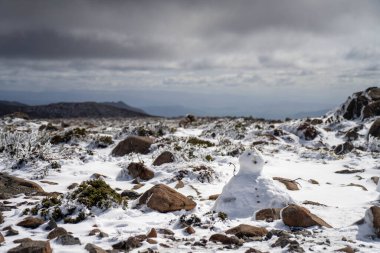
[153,151,175,166]
[364,206,380,238]
[8,239,52,253]
[0,173,45,198]
[255,208,282,222]
[138,184,196,212]
[213,149,295,218]
[273,177,300,191]
[117,162,154,181]
[17,217,45,229]
[225,224,268,238]
[209,234,243,245]
[368,118,380,139]
[281,204,332,228]
[111,136,153,156]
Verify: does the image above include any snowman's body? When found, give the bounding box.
[213,149,295,218]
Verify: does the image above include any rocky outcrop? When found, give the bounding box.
[111,136,153,156]
[368,118,380,139]
[281,204,332,228]
[138,184,196,212]
[337,87,380,120]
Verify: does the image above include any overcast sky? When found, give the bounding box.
[0,0,379,118]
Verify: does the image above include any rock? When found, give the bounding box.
[5,227,19,236]
[17,217,45,229]
[111,136,153,156]
[120,190,141,199]
[185,226,195,234]
[112,235,147,250]
[153,151,175,166]
[146,238,157,244]
[368,118,380,139]
[345,183,367,191]
[302,200,327,207]
[0,232,4,244]
[85,243,107,253]
[335,246,355,253]
[226,224,268,238]
[281,204,332,228]
[138,184,196,212]
[67,183,78,190]
[334,142,354,155]
[209,234,243,245]
[0,173,45,198]
[308,179,319,185]
[88,228,101,236]
[310,118,323,125]
[255,208,282,222]
[147,228,157,238]
[47,227,68,239]
[126,162,154,181]
[55,234,81,245]
[45,219,57,231]
[371,176,379,185]
[273,177,299,190]
[13,238,33,244]
[208,194,220,200]
[297,123,318,140]
[175,180,184,189]
[157,228,174,235]
[8,240,52,253]
[245,248,265,253]
[365,206,380,238]
[334,169,364,174]
[98,231,108,238]
[344,128,359,141]
[0,211,3,224]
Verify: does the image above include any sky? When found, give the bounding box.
[0,0,379,118]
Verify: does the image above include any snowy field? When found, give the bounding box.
[0,111,379,252]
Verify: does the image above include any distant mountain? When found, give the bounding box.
[102,101,146,114]
[142,105,207,117]
[289,109,330,119]
[0,101,150,118]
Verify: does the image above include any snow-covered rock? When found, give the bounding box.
[213,149,295,218]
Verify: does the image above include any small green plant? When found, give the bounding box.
[205,155,214,161]
[187,137,214,147]
[218,212,228,221]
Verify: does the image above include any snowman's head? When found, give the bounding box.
[238,149,265,174]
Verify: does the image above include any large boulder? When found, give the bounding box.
[111,136,153,156]
[368,118,380,140]
[17,217,45,229]
[152,151,175,166]
[8,240,52,253]
[364,206,380,238]
[281,204,332,228]
[338,87,380,120]
[225,224,268,238]
[0,173,45,198]
[138,184,196,212]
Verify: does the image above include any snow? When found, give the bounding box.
[0,115,379,252]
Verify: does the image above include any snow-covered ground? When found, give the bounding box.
[0,114,379,252]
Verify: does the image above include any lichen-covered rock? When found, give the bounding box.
[281,204,332,228]
[111,136,153,156]
[138,184,196,212]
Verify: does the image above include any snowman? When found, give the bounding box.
[213,148,295,218]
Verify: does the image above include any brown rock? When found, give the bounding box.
[47,227,68,239]
[255,208,282,222]
[225,224,268,238]
[85,243,107,253]
[209,234,243,245]
[0,173,45,198]
[147,228,157,238]
[273,177,299,190]
[308,179,319,185]
[13,238,33,244]
[0,211,3,224]
[185,226,195,234]
[366,206,380,238]
[112,235,147,250]
[245,248,265,253]
[126,162,154,181]
[157,228,175,235]
[111,136,153,156]
[175,180,184,189]
[281,204,332,228]
[371,176,379,185]
[208,194,220,200]
[17,217,45,229]
[138,184,196,212]
[0,232,4,244]
[368,118,380,139]
[8,240,52,253]
[88,228,101,236]
[346,183,367,191]
[153,151,175,166]
[335,246,355,253]
[146,238,157,244]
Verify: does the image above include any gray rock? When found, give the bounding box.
[55,234,81,245]
[8,239,52,253]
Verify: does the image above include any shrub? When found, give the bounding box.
[187,137,214,147]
